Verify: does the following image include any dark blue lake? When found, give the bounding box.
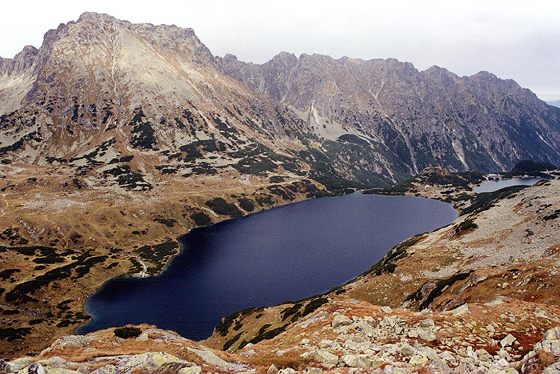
[79,193,456,340]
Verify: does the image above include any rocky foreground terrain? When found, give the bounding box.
[1,174,559,373]
[1,11,560,371]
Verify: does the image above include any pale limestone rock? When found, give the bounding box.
[544,327,560,341]
[301,350,338,369]
[476,348,492,362]
[399,343,416,357]
[47,335,95,350]
[3,357,33,373]
[19,363,46,374]
[544,362,560,374]
[409,353,429,366]
[38,357,67,369]
[340,354,374,368]
[500,334,517,347]
[266,364,278,374]
[451,304,469,316]
[90,365,117,374]
[188,347,247,371]
[380,306,392,313]
[332,314,352,328]
[420,319,435,328]
[383,365,395,373]
[178,366,202,374]
[407,329,419,338]
[318,339,335,349]
[278,368,297,374]
[303,369,322,374]
[418,328,437,342]
[353,320,375,337]
[112,352,189,372]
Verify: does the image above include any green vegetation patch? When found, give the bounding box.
[543,209,560,221]
[191,211,212,226]
[135,241,179,275]
[508,160,557,177]
[223,332,243,351]
[0,269,20,281]
[5,253,107,303]
[114,326,142,339]
[238,198,255,212]
[405,271,473,310]
[179,139,226,162]
[248,325,287,345]
[368,234,426,276]
[205,198,242,218]
[462,185,528,215]
[103,165,152,191]
[214,307,258,337]
[0,327,32,342]
[454,219,478,235]
[129,108,157,150]
[154,217,176,227]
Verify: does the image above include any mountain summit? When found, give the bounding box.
[1,11,560,186]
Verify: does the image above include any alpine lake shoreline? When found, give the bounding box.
[75,168,547,344]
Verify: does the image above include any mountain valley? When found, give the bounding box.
[0,12,560,373]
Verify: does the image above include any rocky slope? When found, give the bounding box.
[2,13,560,187]
[220,53,560,174]
[204,176,560,371]
[2,177,560,373]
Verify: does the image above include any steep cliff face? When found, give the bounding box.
[219,53,560,173]
[1,13,413,190]
[0,13,312,169]
[0,45,38,114]
[2,12,560,189]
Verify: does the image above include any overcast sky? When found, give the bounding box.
[1,0,559,100]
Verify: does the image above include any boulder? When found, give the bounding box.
[409,353,429,366]
[341,354,374,368]
[500,334,517,348]
[91,365,117,374]
[178,366,202,374]
[1,357,33,373]
[418,328,437,342]
[451,304,469,316]
[331,314,352,328]
[266,364,278,374]
[47,335,95,350]
[278,368,297,374]
[301,350,338,369]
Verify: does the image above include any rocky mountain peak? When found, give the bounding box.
[0,45,38,76]
[1,12,559,182]
[269,51,298,65]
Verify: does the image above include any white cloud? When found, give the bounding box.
[1,0,559,100]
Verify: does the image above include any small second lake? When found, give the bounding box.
[473,177,542,193]
[79,193,456,340]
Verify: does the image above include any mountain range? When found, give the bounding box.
[1,12,560,190]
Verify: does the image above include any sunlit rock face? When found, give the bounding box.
[1,12,560,186]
